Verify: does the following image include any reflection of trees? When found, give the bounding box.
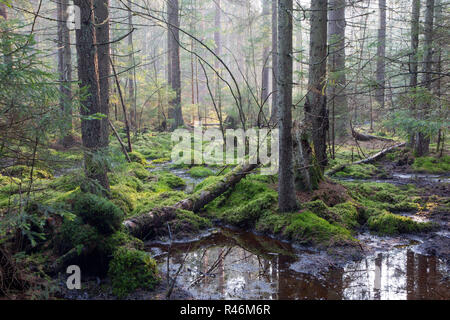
[406,250,415,299]
[154,229,449,300]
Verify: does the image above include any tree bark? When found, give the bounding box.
[327,0,348,139]
[57,0,73,145]
[214,0,222,117]
[375,0,386,109]
[0,3,12,66]
[305,0,328,171]
[270,0,278,124]
[124,163,258,239]
[261,0,270,111]
[167,0,184,130]
[408,0,420,148]
[95,0,110,148]
[277,0,297,212]
[74,0,109,191]
[415,0,435,156]
[127,0,136,130]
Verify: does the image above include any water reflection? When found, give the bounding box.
[150,229,449,300]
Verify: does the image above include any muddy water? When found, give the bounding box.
[147,228,449,300]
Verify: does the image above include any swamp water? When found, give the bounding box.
[147,228,449,300]
[145,164,449,300]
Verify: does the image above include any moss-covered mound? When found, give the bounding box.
[108,247,159,298]
[412,155,450,174]
[188,166,214,178]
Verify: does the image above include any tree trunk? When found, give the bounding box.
[408,0,420,149]
[277,0,297,212]
[214,0,222,119]
[124,163,258,239]
[327,0,348,138]
[167,0,184,130]
[95,0,110,148]
[57,0,73,146]
[74,0,109,191]
[0,4,12,66]
[305,0,328,171]
[127,0,136,130]
[415,0,435,156]
[375,0,386,109]
[261,0,270,112]
[270,0,278,125]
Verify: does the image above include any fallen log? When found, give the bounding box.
[326,142,406,176]
[123,163,258,239]
[352,128,394,142]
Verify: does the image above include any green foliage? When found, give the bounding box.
[132,133,172,160]
[215,192,277,228]
[412,155,450,174]
[58,217,102,252]
[334,163,377,179]
[194,175,223,192]
[188,166,214,178]
[132,191,186,216]
[128,151,147,165]
[171,209,212,234]
[154,172,186,190]
[108,247,159,298]
[368,211,434,235]
[256,210,354,246]
[1,165,53,180]
[72,193,124,235]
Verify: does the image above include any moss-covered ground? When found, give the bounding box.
[0,132,442,298]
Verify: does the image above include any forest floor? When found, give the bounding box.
[1,131,448,299]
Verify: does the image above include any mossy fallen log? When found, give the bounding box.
[351,128,394,142]
[326,142,406,176]
[123,163,258,239]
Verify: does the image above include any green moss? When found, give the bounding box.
[102,231,144,252]
[256,210,354,246]
[110,185,137,215]
[170,209,213,234]
[108,247,159,298]
[57,217,102,252]
[155,172,185,189]
[132,191,186,216]
[72,193,124,235]
[214,192,277,227]
[344,181,418,214]
[301,200,360,230]
[2,165,53,180]
[188,166,214,178]
[128,151,147,165]
[194,175,223,192]
[412,155,450,174]
[334,163,377,179]
[284,211,354,245]
[329,202,360,229]
[151,157,171,164]
[109,173,144,192]
[49,170,85,192]
[368,211,434,235]
[127,162,152,180]
[132,133,172,160]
